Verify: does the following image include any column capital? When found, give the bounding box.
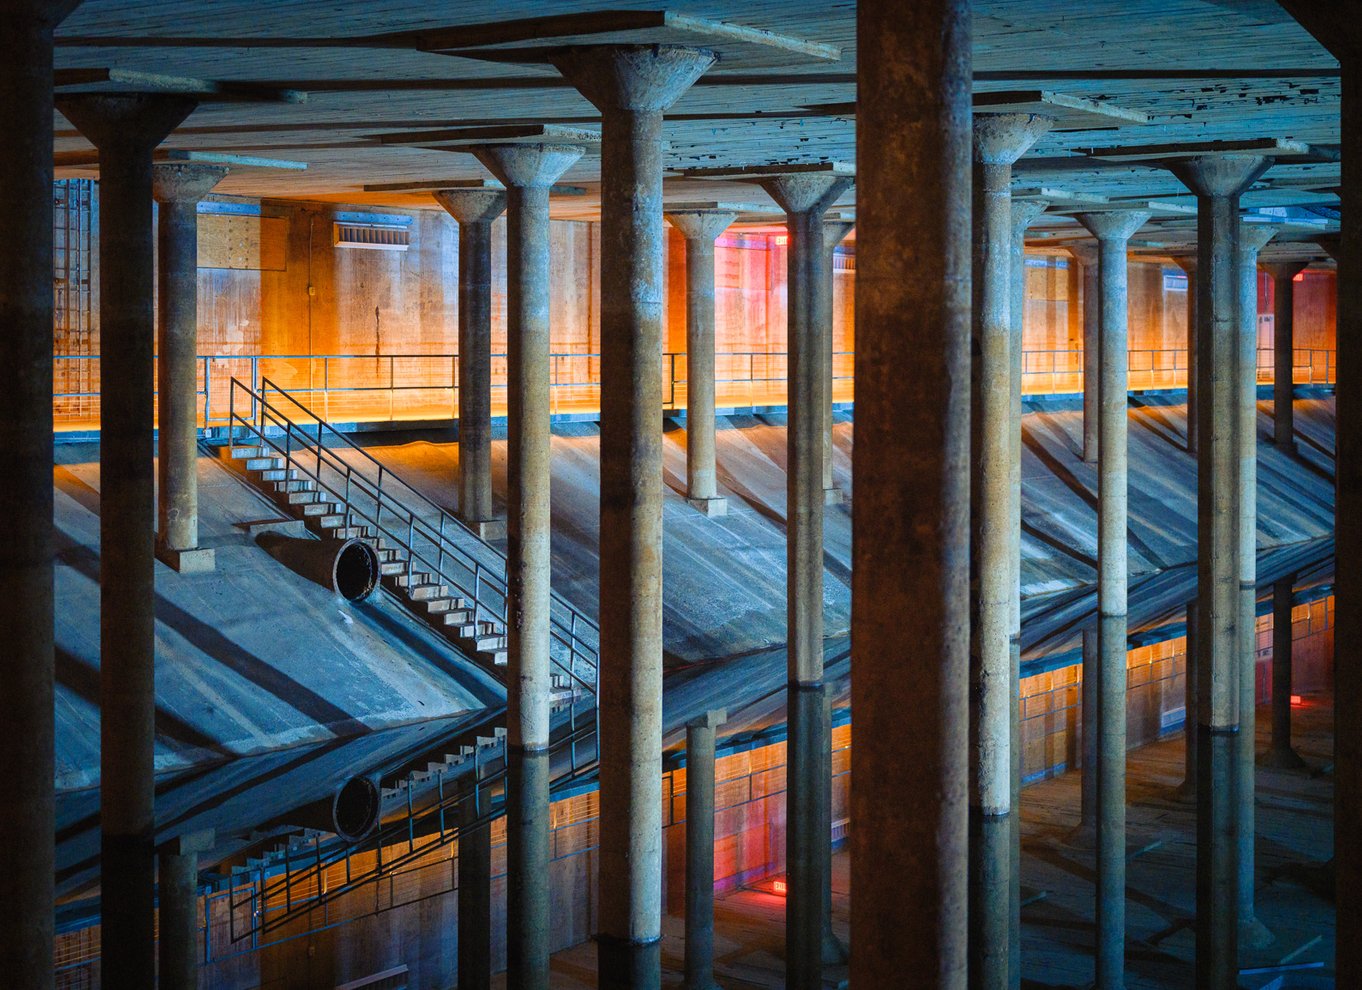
[1315,233,1342,263]
[824,218,856,252]
[550,44,715,113]
[1262,259,1309,281]
[973,112,1054,166]
[1238,221,1278,258]
[759,172,854,219]
[1073,209,1151,243]
[160,828,215,856]
[152,162,229,205]
[1066,239,1100,267]
[665,209,737,243]
[1169,252,1198,275]
[56,92,198,153]
[1167,154,1273,199]
[1010,199,1048,238]
[433,186,506,225]
[471,142,585,190]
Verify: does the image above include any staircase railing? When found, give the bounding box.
[226,376,600,696]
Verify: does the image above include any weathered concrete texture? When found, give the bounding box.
[664,209,737,516]
[683,710,725,990]
[1171,255,1199,455]
[1178,602,1200,802]
[158,829,213,990]
[1008,198,1046,990]
[55,90,199,990]
[1236,221,1278,951]
[758,168,852,990]
[550,42,715,990]
[433,187,506,537]
[1074,208,1147,990]
[970,111,1051,990]
[1264,261,1309,453]
[822,219,855,503]
[0,3,79,984]
[459,789,494,990]
[472,142,581,990]
[851,1,972,987]
[1167,152,1272,990]
[1068,240,1101,465]
[154,163,229,568]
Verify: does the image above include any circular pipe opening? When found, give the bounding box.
[333,539,379,601]
[332,776,381,843]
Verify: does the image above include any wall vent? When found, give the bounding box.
[833,252,856,273]
[333,221,410,252]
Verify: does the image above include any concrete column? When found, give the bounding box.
[1236,222,1278,950]
[152,164,227,573]
[756,167,853,990]
[1068,241,1101,463]
[1264,261,1309,452]
[969,112,1052,990]
[1166,153,1272,990]
[684,709,726,990]
[550,45,715,990]
[1075,209,1149,990]
[56,92,198,990]
[1073,625,1098,844]
[822,219,855,503]
[458,789,493,990]
[470,142,583,990]
[1171,255,1200,454]
[158,830,213,990]
[1177,602,1200,802]
[1,7,79,984]
[664,208,738,517]
[820,683,846,967]
[1263,576,1306,769]
[1007,197,1045,990]
[852,2,971,986]
[433,186,507,540]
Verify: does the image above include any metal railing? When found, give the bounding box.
[227,376,600,696]
[52,345,1335,432]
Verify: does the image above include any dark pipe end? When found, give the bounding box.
[332,776,381,843]
[333,538,379,601]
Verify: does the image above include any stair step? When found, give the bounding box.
[245,457,285,472]
[230,445,265,459]
[479,648,509,666]
[258,468,299,482]
[407,583,448,601]
[438,609,476,627]
[393,572,434,589]
[376,548,401,562]
[379,562,406,576]
[316,514,347,529]
[284,490,321,504]
[300,501,337,517]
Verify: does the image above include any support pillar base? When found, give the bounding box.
[1240,915,1276,950]
[463,517,506,541]
[1171,778,1198,806]
[598,934,662,990]
[821,928,849,966]
[686,496,729,518]
[156,545,216,574]
[1258,747,1308,771]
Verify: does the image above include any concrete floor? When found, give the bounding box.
[514,695,1336,989]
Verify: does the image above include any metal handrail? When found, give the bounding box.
[227,376,599,694]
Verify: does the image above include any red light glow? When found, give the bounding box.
[773,235,788,246]
[1291,694,1304,706]
[772,879,787,896]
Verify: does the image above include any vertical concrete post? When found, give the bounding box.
[757,167,853,990]
[664,208,738,517]
[158,829,213,990]
[470,142,584,990]
[433,186,507,540]
[1166,153,1273,990]
[1263,576,1306,769]
[1264,261,1308,452]
[1236,222,1278,950]
[1177,602,1200,803]
[1074,625,1099,843]
[1171,255,1200,454]
[458,788,493,990]
[820,682,846,966]
[684,709,726,990]
[550,45,716,990]
[56,92,199,990]
[152,164,227,573]
[0,5,80,985]
[1008,197,1046,990]
[1068,241,1101,463]
[970,112,1052,990]
[852,3,972,987]
[822,219,855,503]
[1075,209,1149,990]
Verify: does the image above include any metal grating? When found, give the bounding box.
[333,222,410,252]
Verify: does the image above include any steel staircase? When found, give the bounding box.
[223,376,598,701]
[221,376,603,942]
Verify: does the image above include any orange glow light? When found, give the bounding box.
[1294,273,1306,282]
[772,879,787,896]
[1291,694,1304,706]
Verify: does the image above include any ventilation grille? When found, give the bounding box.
[833,252,856,273]
[333,222,409,252]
